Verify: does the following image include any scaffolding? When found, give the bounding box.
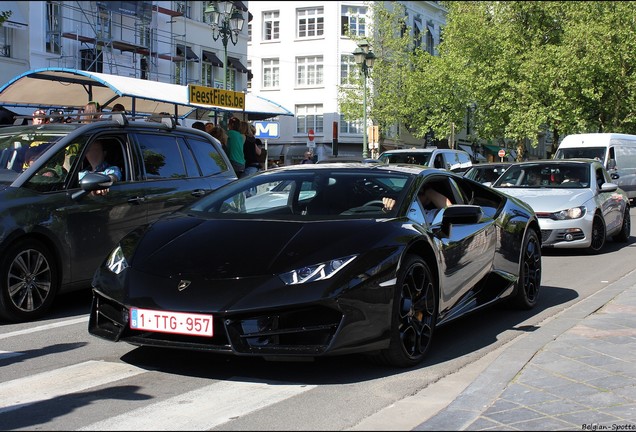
[49,1,191,84]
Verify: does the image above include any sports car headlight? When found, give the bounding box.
[553,206,586,220]
[279,255,357,285]
[106,244,129,275]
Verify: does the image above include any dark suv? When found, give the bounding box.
[0,115,236,322]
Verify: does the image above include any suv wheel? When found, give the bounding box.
[0,239,59,322]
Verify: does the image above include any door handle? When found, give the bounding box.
[127,196,146,204]
[191,189,207,197]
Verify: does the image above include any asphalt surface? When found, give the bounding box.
[351,264,636,431]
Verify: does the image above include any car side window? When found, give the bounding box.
[187,137,229,175]
[135,134,187,180]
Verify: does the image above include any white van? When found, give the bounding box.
[553,133,636,201]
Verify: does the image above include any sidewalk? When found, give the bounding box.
[414,268,636,431]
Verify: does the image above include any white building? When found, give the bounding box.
[246,1,447,164]
[0,1,455,164]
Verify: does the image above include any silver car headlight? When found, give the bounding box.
[279,255,357,285]
[553,206,586,220]
[106,244,129,275]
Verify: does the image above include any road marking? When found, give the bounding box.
[80,379,316,431]
[0,360,145,414]
[0,316,89,340]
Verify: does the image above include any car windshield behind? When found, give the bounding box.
[187,170,412,219]
[493,163,590,188]
[378,152,432,166]
[0,124,81,174]
[554,146,605,162]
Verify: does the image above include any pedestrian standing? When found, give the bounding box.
[226,117,246,177]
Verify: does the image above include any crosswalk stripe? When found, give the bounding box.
[0,316,88,340]
[80,379,316,431]
[0,360,146,414]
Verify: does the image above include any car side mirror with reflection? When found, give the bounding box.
[599,182,618,193]
[441,204,483,236]
[71,172,113,200]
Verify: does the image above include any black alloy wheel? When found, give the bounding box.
[511,229,541,310]
[0,239,58,322]
[377,254,437,368]
[588,213,607,254]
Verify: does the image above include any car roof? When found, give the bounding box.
[268,161,436,176]
[514,159,597,166]
[379,147,462,154]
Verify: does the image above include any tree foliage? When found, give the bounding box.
[0,10,11,25]
[339,1,636,148]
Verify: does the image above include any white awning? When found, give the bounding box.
[0,3,28,30]
[0,67,293,120]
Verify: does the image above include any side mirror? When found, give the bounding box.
[71,172,113,200]
[600,182,618,193]
[441,204,483,235]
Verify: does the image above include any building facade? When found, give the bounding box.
[246,1,448,164]
[0,1,250,121]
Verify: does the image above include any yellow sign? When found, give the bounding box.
[188,84,245,110]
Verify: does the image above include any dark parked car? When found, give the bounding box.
[89,163,542,368]
[0,115,236,322]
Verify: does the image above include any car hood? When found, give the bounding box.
[130,215,399,279]
[498,188,592,212]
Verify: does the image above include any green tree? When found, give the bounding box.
[338,2,413,144]
[341,1,636,152]
[0,10,11,25]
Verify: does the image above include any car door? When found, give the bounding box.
[420,176,497,316]
[595,165,622,233]
[25,133,150,285]
[131,132,219,223]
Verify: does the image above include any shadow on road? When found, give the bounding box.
[119,284,577,386]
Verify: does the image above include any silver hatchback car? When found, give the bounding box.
[491,159,630,254]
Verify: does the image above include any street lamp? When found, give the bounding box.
[205,1,245,91]
[353,41,376,158]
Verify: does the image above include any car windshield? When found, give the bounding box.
[553,146,605,162]
[0,124,82,174]
[493,163,590,188]
[186,170,413,220]
[465,165,508,183]
[378,152,432,165]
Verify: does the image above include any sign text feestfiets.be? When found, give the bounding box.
[188,84,245,110]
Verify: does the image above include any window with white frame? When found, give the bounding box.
[341,5,366,37]
[202,1,213,23]
[263,11,280,41]
[339,114,363,134]
[414,18,422,50]
[426,22,435,55]
[0,27,11,57]
[340,54,358,85]
[202,62,214,87]
[297,7,324,38]
[263,58,280,89]
[296,56,323,87]
[175,1,191,18]
[296,104,323,134]
[46,0,61,54]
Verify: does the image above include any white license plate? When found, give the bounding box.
[130,307,213,337]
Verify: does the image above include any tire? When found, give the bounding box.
[587,213,606,254]
[0,238,59,322]
[510,229,541,310]
[613,207,631,243]
[376,254,437,368]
